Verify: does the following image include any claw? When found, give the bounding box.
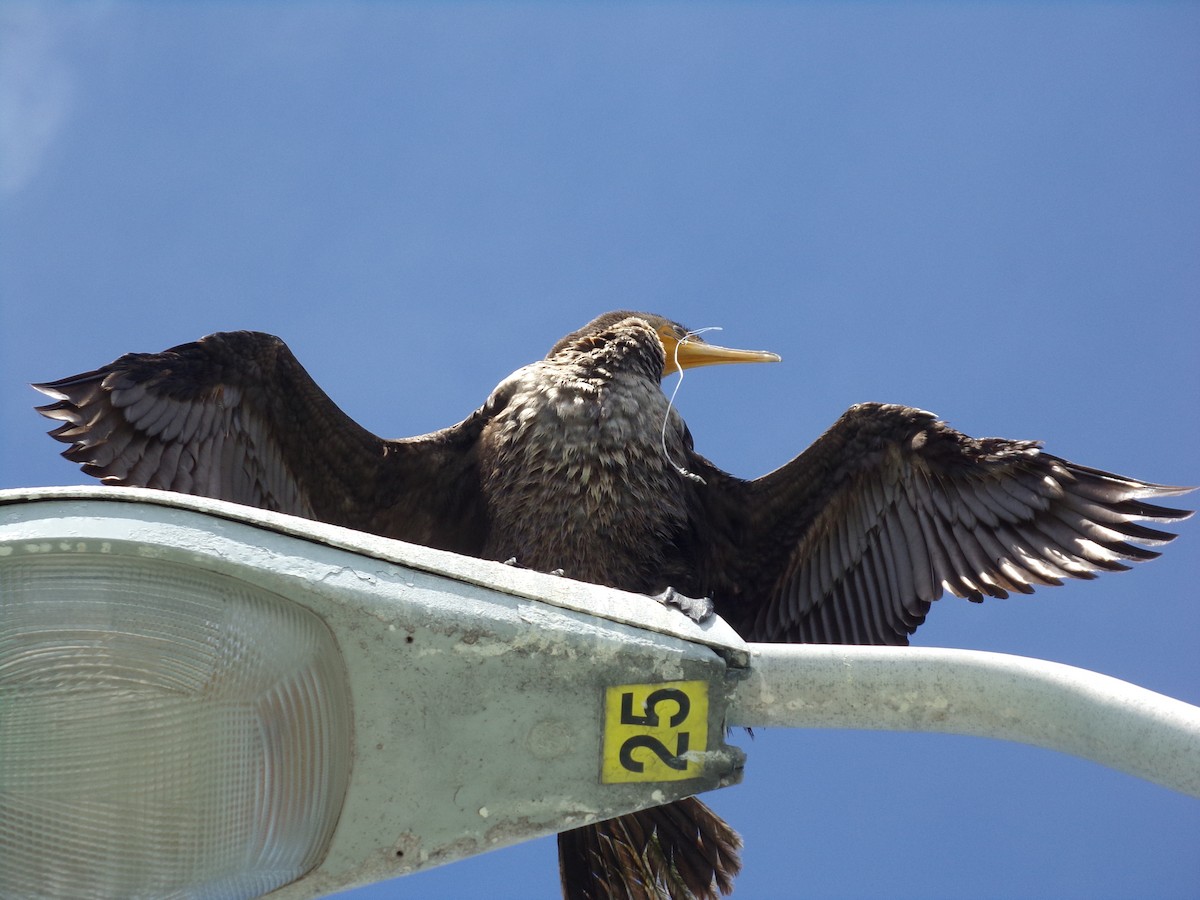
[503,558,565,577]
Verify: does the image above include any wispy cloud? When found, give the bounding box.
[0,4,101,196]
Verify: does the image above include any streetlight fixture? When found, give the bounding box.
[2,486,1197,899]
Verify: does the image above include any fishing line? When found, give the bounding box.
[661,326,722,485]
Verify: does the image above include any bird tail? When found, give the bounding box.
[557,797,742,900]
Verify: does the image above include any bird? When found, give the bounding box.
[34,311,1193,900]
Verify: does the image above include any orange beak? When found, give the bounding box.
[656,325,781,375]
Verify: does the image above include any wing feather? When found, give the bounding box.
[895,490,936,603]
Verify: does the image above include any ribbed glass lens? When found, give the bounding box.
[0,553,352,900]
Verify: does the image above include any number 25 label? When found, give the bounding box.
[601,680,708,783]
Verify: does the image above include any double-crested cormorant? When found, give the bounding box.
[35,311,1193,900]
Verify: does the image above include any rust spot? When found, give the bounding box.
[393,831,422,860]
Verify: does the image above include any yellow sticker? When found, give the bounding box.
[601,680,708,783]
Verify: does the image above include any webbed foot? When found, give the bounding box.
[651,587,714,623]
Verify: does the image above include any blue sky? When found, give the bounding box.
[2,4,1198,898]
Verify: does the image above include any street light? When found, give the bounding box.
[2,486,1198,899]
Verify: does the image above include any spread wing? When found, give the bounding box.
[703,403,1193,645]
[34,330,489,555]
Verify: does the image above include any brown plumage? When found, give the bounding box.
[34,311,1193,899]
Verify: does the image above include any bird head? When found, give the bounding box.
[548,311,781,379]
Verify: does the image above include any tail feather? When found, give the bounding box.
[558,797,742,900]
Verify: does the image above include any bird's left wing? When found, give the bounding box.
[702,403,1193,645]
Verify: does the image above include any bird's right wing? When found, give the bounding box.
[34,331,489,553]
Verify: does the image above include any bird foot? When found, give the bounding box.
[651,587,714,623]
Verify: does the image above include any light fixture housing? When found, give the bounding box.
[0,487,748,900]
